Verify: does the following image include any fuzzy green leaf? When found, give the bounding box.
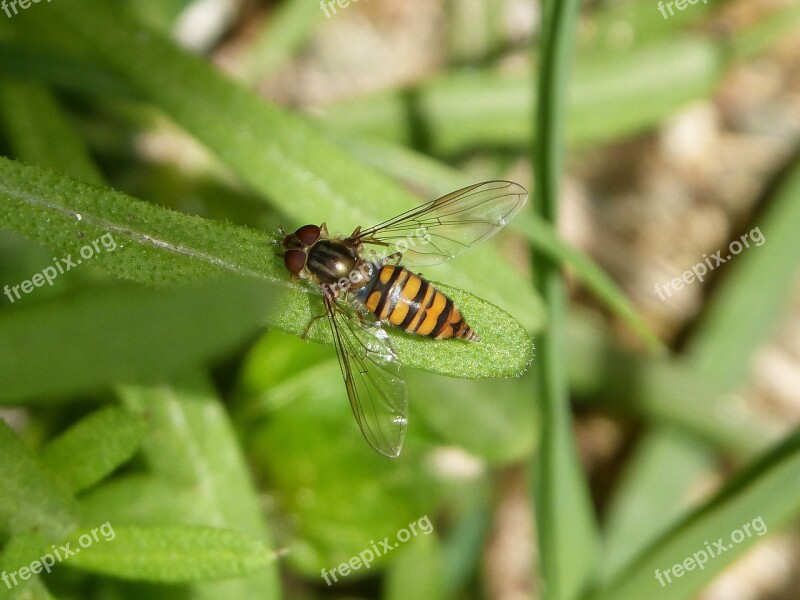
[0,278,276,403]
[119,375,280,598]
[64,525,274,583]
[0,158,532,379]
[0,420,76,539]
[25,1,541,335]
[38,406,147,494]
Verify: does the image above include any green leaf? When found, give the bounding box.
[593,427,800,600]
[385,532,444,600]
[119,374,280,598]
[0,278,276,403]
[409,371,538,463]
[0,420,76,540]
[0,156,531,380]
[601,427,716,582]
[26,0,541,334]
[319,38,723,154]
[243,333,440,575]
[0,532,47,600]
[64,525,274,583]
[686,158,800,392]
[0,157,281,286]
[118,376,273,541]
[0,80,103,185]
[78,475,209,528]
[0,39,134,100]
[530,3,599,600]
[38,406,147,494]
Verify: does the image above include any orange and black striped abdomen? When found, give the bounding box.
[355,264,480,342]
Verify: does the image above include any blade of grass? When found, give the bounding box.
[567,308,781,457]
[529,2,599,600]
[600,426,716,582]
[592,427,800,600]
[685,158,800,393]
[235,0,325,84]
[318,37,723,154]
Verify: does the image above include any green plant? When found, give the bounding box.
[1,1,799,599]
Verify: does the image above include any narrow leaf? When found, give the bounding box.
[0,532,46,600]
[593,428,800,600]
[0,80,103,185]
[686,158,800,391]
[118,374,280,598]
[0,420,76,539]
[0,278,276,402]
[0,157,532,379]
[38,406,147,494]
[64,525,274,583]
[530,3,599,600]
[27,1,540,333]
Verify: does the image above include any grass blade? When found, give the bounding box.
[530,2,599,600]
[686,158,800,392]
[593,428,800,600]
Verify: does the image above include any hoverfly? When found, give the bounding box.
[279,181,527,457]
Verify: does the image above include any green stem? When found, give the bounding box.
[530,2,599,600]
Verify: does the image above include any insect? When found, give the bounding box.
[279,181,528,457]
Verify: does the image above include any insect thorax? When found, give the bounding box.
[306,239,360,286]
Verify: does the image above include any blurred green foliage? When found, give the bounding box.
[0,1,798,600]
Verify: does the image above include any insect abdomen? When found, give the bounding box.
[357,264,480,342]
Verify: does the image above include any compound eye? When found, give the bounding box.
[295,224,321,246]
[283,249,307,275]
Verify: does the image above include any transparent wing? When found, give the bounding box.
[355,180,528,267]
[324,294,408,458]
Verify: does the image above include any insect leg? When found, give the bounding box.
[383,251,403,265]
[301,312,329,339]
